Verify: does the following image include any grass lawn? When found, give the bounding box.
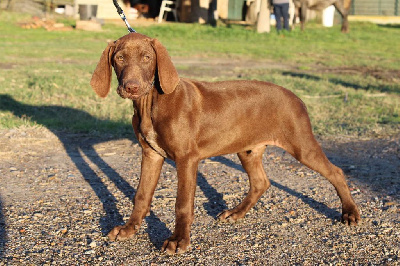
[0,11,399,137]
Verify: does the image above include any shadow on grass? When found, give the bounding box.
[377,24,400,29]
[282,71,399,94]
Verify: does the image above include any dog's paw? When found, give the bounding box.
[162,237,190,255]
[217,209,243,223]
[341,205,361,226]
[107,224,138,241]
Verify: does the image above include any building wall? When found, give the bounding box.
[5,0,74,16]
[74,0,129,19]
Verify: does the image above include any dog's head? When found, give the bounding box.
[90,33,179,100]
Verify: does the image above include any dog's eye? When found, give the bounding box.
[143,55,151,61]
[117,55,124,62]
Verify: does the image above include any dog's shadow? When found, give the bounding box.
[0,94,342,253]
[206,156,341,221]
[0,94,171,248]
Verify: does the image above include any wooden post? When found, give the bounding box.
[180,0,192,22]
[256,0,270,33]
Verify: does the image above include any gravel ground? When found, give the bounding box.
[0,127,399,265]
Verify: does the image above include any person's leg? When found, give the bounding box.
[282,3,290,31]
[274,4,283,31]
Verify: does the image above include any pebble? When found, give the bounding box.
[89,241,97,248]
[84,250,95,255]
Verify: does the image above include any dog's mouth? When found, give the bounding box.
[117,85,140,100]
[116,82,154,100]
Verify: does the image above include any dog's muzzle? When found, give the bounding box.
[117,80,154,100]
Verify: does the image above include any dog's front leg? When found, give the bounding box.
[162,157,199,255]
[108,148,164,241]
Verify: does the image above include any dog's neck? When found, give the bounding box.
[133,90,153,129]
[133,89,167,157]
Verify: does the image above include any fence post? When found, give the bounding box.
[396,0,399,16]
[256,0,270,33]
[378,0,381,15]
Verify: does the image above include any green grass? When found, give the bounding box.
[0,11,399,137]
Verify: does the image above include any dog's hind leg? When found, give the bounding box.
[218,146,270,223]
[283,134,360,225]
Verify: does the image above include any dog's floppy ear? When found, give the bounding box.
[90,43,115,98]
[151,38,180,94]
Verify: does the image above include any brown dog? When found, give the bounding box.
[90,33,360,254]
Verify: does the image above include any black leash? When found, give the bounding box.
[113,0,136,33]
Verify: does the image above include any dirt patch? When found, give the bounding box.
[173,57,296,79]
[173,57,400,84]
[0,127,399,264]
[0,63,16,70]
[18,17,73,31]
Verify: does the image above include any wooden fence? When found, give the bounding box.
[351,0,400,16]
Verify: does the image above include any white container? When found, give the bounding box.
[322,5,335,27]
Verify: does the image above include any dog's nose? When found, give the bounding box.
[124,81,139,94]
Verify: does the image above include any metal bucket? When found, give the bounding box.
[78,5,98,20]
